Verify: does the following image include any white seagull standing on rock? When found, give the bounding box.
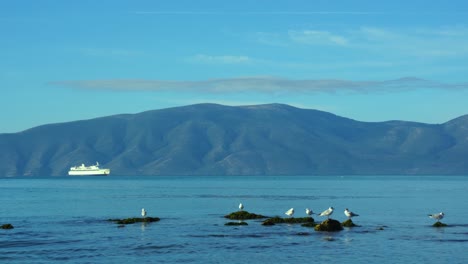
[319,207,334,219]
[141,208,147,218]
[239,203,244,211]
[344,208,359,219]
[285,208,294,218]
[428,212,444,222]
[305,208,314,216]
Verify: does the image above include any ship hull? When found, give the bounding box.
[68,169,110,176]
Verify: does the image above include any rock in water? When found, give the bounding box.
[432,221,447,227]
[314,219,343,232]
[108,217,160,225]
[1,224,14,229]
[224,211,267,220]
[262,216,315,226]
[224,221,248,226]
[342,219,358,227]
[301,222,316,227]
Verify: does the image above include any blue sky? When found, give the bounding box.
[1,0,468,133]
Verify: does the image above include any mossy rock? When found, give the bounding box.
[301,222,317,228]
[225,221,248,226]
[314,219,343,232]
[433,221,447,227]
[261,217,283,225]
[1,224,14,229]
[262,219,276,226]
[224,210,268,220]
[262,216,314,226]
[108,217,160,225]
[342,219,358,227]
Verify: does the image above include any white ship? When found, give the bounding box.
[68,162,110,176]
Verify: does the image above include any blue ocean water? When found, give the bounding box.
[1,176,467,263]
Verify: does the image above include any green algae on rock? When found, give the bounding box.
[262,216,314,226]
[432,221,447,227]
[301,222,317,228]
[342,219,359,227]
[314,219,343,232]
[1,224,14,229]
[108,217,160,225]
[225,221,248,226]
[224,210,268,220]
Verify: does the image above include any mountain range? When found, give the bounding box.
[1,103,467,176]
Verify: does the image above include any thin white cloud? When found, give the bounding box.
[289,30,348,46]
[252,26,468,59]
[255,32,289,47]
[49,76,468,94]
[358,27,399,40]
[355,26,468,57]
[79,48,143,57]
[240,11,383,15]
[430,28,468,37]
[133,11,384,16]
[189,54,251,64]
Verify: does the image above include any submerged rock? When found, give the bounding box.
[432,221,448,227]
[262,217,314,226]
[314,219,343,232]
[261,219,276,226]
[1,224,14,229]
[301,222,317,228]
[224,210,268,220]
[108,217,160,225]
[224,221,248,226]
[342,219,358,227]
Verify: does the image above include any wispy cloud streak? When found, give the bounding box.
[79,48,143,57]
[133,11,384,15]
[188,54,251,64]
[256,26,468,59]
[49,77,468,94]
[133,10,468,16]
[289,30,348,46]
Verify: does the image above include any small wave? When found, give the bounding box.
[432,239,468,243]
[447,223,468,228]
[134,243,186,251]
[130,243,191,255]
[249,244,273,249]
[322,236,336,241]
[187,233,267,239]
[195,194,385,201]
[0,236,83,249]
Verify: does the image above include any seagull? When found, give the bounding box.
[428,212,444,222]
[344,208,359,219]
[141,208,147,218]
[285,208,294,218]
[305,208,314,216]
[319,207,334,219]
[239,203,244,211]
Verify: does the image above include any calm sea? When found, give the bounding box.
[1,176,467,263]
